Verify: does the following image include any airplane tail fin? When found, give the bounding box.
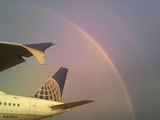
[32,67,68,102]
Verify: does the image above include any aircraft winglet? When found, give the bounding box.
[22,42,53,64]
[49,100,94,110]
[23,42,54,52]
[0,41,54,72]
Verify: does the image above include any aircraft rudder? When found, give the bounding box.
[52,67,68,95]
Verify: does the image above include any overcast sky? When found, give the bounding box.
[0,1,160,120]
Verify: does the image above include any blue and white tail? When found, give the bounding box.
[32,67,68,102]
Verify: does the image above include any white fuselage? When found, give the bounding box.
[0,93,70,120]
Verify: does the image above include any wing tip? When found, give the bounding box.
[23,42,54,52]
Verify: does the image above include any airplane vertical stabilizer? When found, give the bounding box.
[32,67,68,102]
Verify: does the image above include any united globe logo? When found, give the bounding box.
[34,78,61,102]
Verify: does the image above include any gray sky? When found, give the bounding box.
[0,1,160,120]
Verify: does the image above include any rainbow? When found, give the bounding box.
[53,13,136,120]
[32,4,136,120]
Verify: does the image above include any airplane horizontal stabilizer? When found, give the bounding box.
[49,100,93,110]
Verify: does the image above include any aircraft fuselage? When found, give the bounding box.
[0,93,69,120]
